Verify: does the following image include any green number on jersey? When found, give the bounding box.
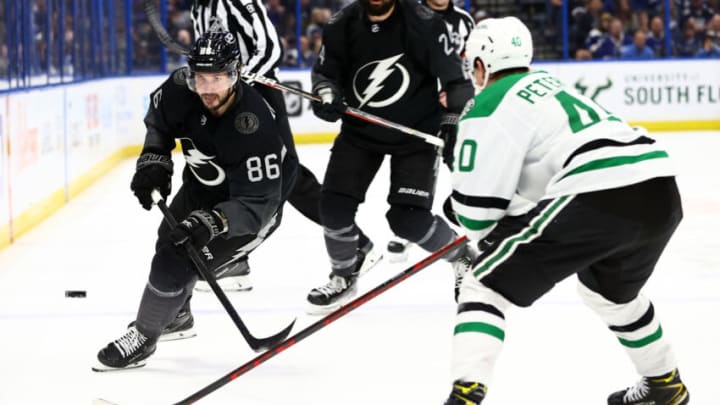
[554,90,619,133]
[458,139,477,172]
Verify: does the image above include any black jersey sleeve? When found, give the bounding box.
[311,6,353,90]
[141,72,188,155]
[424,14,474,113]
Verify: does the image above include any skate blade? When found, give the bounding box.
[158,328,197,342]
[386,250,409,264]
[91,359,147,372]
[194,276,252,292]
[358,250,384,277]
[305,289,358,316]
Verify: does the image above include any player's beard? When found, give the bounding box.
[200,87,235,115]
[361,0,396,16]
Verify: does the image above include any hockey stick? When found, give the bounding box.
[243,72,446,148]
[144,0,190,55]
[151,190,295,352]
[172,235,469,405]
[142,3,444,148]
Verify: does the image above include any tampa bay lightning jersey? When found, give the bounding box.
[313,0,472,150]
[141,68,298,237]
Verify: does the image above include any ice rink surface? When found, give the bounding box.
[0,132,718,405]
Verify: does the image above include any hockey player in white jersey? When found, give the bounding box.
[443,17,689,405]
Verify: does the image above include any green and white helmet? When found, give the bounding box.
[465,16,533,89]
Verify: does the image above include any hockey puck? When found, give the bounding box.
[65,290,87,298]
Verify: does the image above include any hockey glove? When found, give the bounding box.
[169,210,228,250]
[130,153,173,210]
[311,82,346,122]
[439,113,460,168]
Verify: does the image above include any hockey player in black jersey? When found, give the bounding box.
[386,0,476,263]
[305,0,476,314]
[190,0,380,293]
[93,31,298,371]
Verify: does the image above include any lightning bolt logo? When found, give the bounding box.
[180,138,226,186]
[353,54,410,109]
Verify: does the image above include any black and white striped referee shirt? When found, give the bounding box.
[191,0,283,77]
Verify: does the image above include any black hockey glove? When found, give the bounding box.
[169,210,228,250]
[130,153,173,210]
[439,114,460,168]
[311,82,346,122]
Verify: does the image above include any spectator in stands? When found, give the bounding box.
[592,16,632,58]
[675,17,702,56]
[646,15,668,56]
[572,0,605,56]
[676,0,715,31]
[266,0,286,29]
[707,13,720,44]
[620,29,656,58]
[696,30,720,55]
[305,7,331,38]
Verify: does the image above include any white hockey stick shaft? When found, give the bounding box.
[243,72,445,148]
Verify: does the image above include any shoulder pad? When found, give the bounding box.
[328,3,358,26]
[171,67,189,87]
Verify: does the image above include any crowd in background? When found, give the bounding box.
[566,0,720,59]
[2,0,720,86]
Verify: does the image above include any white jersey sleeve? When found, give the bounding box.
[452,70,676,241]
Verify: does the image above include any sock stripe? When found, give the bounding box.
[454,322,505,341]
[457,302,505,319]
[609,303,655,332]
[617,325,663,348]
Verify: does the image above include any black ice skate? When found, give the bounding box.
[92,326,157,372]
[444,381,487,405]
[386,238,413,263]
[607,368,689,405]
[127,298,196,342]
[306,273,358,315]
[451,248,474,302]
[194,258,252,292]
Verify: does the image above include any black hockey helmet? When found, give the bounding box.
[187,31,241,74]
[186,31,241,93]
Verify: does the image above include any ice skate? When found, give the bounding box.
[386,238,412,263]
[306,274,358,315]
[194,259,252,292]
[357,240,383,276]
[607,368,689,405]
[444,381,487,405]
[93,325,157,372]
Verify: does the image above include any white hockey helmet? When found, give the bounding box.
[465,17,533,88]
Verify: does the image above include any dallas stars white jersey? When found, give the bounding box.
[451,70,676,241]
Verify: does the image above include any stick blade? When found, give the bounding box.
[250,318,296,352]
[93,399,118,405]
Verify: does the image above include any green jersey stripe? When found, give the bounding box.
[462,71,544,119]
[473,196,572,278]
[454,322,505,341]
[560,151,669,180]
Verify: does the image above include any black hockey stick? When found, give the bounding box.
[172,235,469,405]
[144,0,190,55]
[150,190,295,352]
[243,72,446,148]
